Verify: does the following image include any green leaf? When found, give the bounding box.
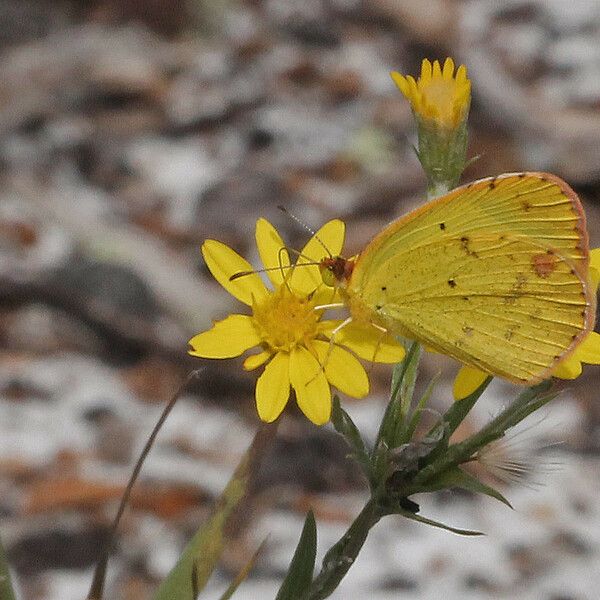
[375,342,419,455]
[218,539,268,600]
[393,342,422,445]
[404,372,440,443]
[275,511,317,600]
[154,425,276,600]
[452,380,556,462]
[0,531,16,600]
[331,397,371,480]
[439,375,492,437]
[396,509,483,536]
[420,374,491,469]
[433,467,512,508]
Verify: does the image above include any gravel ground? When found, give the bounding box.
[1,1,599,598]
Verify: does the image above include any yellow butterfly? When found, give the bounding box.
[318,172,596,385]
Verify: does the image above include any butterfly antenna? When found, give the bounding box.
[229,262,321,281]
[277,205,332,258]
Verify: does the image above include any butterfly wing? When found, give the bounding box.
[349,173,595,383]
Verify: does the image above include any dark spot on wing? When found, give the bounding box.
[439,222,446,230]
[460,236,479,258]
[448,278,456,288]
[381,286,387,291]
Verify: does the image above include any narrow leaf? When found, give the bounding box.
[393,343,422,445]
[420,374,491,469]
[218,539,268,600]
[439,375,491,437]
[275,511,317,600]
[375,342,419,454]
[435,467,512,508]
[331,396,371,477]
[404,373,440,443]
[154,424,277,600]
[396,509,483,536]
[0,531,16,600]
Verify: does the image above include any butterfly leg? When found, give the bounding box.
[369,322,391,362]
[314,302,346,311]
[306,315,354,386]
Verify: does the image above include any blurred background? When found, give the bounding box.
[1,0,600,598]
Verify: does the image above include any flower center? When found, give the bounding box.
[252,285,321,352]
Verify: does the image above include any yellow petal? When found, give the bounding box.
[453,365,489,401]
[202,240,268,306]
[188,314,261,358]
[256,352,290,422]
[442,57,454,80]
[290,220,345,295]
[420,59,432,84]
[289,346,331,425]
[243,350,271,371]
[313,340,369,398]
[255,218,291,287]
[432,59,442,79]
[390,71,410,97]
[407,76,418,99]
[573,331,600,364]
[553,357,582,380]
[321,320,406,363]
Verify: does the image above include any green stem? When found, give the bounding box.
[306,499,381,600]
[87,370,201,600]
[0,530,16,600]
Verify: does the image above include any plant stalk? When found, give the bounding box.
[87,370,201,600]
[306,499,380,600]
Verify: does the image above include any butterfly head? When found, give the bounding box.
[319,256,354,288]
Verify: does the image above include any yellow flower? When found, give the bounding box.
[391,58,471,131]
[189,219,406,425]
[453,249,600,400]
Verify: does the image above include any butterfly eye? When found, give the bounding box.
[319,263,338,288]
